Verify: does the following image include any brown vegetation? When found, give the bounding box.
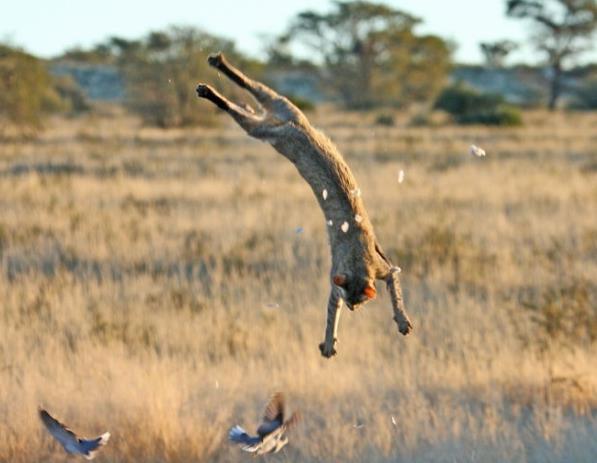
[0,109,595,462]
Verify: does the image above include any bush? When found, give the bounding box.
[102,27,260,128]
[456,105,523,126]
[52,75,90,114]
[435,84,501,114]
[0,44,62,131]
[374,113,395,126]
[434,83,523,126]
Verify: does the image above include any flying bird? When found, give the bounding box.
[228,392,300,455]
[39,408,110,460]
[469,144,486,157]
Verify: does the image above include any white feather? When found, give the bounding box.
[469,144,486,157]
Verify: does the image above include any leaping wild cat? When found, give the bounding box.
[196,53,413,358]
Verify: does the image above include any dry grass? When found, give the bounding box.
[0,108,596,462]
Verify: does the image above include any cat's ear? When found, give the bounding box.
[333,274,347,287]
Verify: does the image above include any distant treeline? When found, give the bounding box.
[1,0,596,132]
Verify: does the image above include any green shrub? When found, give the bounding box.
[0,44,62,131]
[434,83,523,126]
[374,113,395,126]
[435,84,501,114]
[457,104,523,126]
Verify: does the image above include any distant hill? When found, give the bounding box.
[51,61,124,102]
[451,65,547,105]
[49,61,590,107]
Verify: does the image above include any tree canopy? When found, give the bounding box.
[506,0,597,109]
[103,27,261,128]
[278,1,451,109]
[480,40,518,67]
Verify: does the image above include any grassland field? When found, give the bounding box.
[0,107,596,462]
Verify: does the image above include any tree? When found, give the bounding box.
[506,0,597,109]
[279,0,451,109]
[59,44,114,64]
[480,40,518,67]
[105,27,260,128]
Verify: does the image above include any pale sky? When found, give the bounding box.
[0,0,593,65]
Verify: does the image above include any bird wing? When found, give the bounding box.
[257,392,285,437]
[229,425,261,449]
[39,408,80,449]
[229,425,252,444]
[78,432,110,460]
[283,410,301,431]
